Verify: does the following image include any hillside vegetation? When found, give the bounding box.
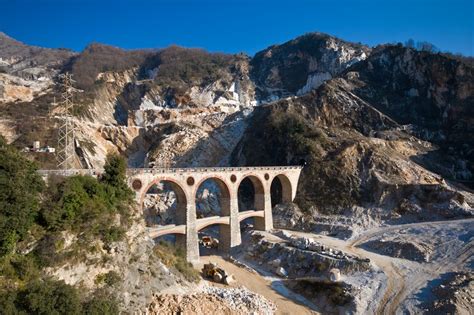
[0,136,133,314]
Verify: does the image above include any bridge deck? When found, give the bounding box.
[37,166,303,177]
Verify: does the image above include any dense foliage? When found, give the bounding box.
[67,43,149,89]
[232,105,361,213]
[0,136,44,256]
[0,278,118,315]
[0,279,82,315]
[39,153,132,235]
[36,153,133,255]
[0,142,131,314]
[140,46,235,89]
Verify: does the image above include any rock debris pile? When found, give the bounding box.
[246,232,370,279]
[202,285,277,314]
[363,238,432,262]
[420,272,473,314]
[288,235,370,263]
[147,292,234,314]
[147,285,276,315]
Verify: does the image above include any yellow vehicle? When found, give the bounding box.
[199,235,219,248]
[202,263,235,285]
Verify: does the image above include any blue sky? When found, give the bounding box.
[1,0,472,55]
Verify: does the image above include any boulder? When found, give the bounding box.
[224,274,235,285]
[269,258,281,268]
[329,268,341,282]
[276,267,288,277]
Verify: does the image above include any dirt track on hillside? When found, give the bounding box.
[196,255,319,315]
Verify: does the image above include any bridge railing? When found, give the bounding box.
[37,169,103,176]
[126,165,303,175]
[38,165,303,176]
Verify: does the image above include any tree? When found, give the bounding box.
[101,153,132,201]
[0,136,44,256]
[40,175,106,230]
[405,38,415,48]
[84,289,119,315]
[416,41,439,53]
[16,279,82,315]
[101,153,127,188]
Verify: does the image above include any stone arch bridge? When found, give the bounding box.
[39,166,303,262]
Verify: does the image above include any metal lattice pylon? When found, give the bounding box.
[55,73,77,170]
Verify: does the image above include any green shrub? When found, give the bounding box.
[10,254,40,281]
[16,279,82,315]
[0,278,122,314]
[101,153,133,203]
[154,241,199,282]
[40,175,105,230]
[0,279,122,315]
[38,154,132,247]
[0,288,18,315]
[0,136,44,257]
[101,226,125,244]
[95,271,121,287]
[83,289,119,315]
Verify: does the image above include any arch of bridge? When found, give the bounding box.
[141,177,189,226]
[236,174,266,194]
[236,174,266,215]
[133,169,295,202]
[196,218,230,231]
[271,173,293,204]
[194,175,232,217]
[139,176,189,205]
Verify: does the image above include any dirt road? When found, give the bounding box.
[196,255,319,315]
[283,217,474,314]
[284,229,406,314]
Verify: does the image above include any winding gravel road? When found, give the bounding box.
[282,217,474,314]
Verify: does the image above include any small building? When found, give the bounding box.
[33,141,40,150]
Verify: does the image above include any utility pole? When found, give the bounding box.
[55,73,77,170]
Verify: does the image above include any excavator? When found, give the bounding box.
[201,262,235,285]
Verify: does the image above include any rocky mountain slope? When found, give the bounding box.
[0,32,472,222]
[231,44,473,232]
[251,32,369,99]
[1,30,473,314]
[0,32,73,103]
[0,32,368,169]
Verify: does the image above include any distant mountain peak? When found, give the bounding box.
[0,32,23,44]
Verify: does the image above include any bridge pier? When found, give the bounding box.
[229,194,242,249]
[185,203,199,263]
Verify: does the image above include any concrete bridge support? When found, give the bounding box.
[229,190,242,248]
[185,203,199,262]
